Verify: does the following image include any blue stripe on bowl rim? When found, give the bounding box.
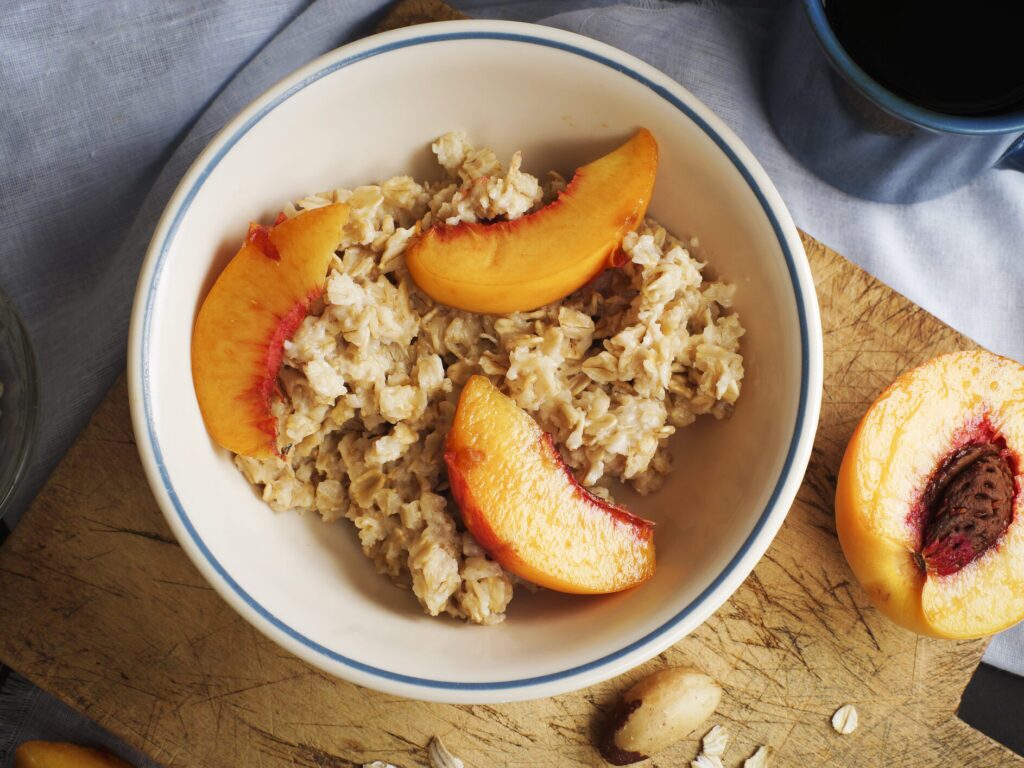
[140,29,813,692]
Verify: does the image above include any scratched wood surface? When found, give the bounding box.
[0,3,1019,767]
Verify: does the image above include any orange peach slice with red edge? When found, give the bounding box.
[191,203,348,458]
[445,375,656,593]
[15,741,134,768]
[406,128,658,314]
[835,350,1024,639]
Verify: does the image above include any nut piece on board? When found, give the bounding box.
[599,666,722,765]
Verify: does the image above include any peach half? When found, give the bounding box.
[191,203,348,458]
[15,741,133,768]
[406,128,658,314]
[835,350,1024,639]
[445,375,656,593]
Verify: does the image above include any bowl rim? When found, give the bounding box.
[127,19,823,704]
[0,290,40,521]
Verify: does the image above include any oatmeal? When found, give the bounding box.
[236,133,744,624]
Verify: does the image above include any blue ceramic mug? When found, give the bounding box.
[766,0,1024,203]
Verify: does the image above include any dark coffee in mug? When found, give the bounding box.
[824,0,1024,116]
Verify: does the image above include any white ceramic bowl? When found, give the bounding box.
[128,20,822,704]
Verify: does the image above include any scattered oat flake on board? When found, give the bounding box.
[702,725,729,757]
[363,762,399,768]
[744,746,771,768]
[691,754,725,768]
[832,703,859,734]
[429,736,465,768]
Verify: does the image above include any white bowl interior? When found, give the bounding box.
[143,35,805,688]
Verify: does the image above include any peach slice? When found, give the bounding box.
[407,129,658,314]
[15,741,133,768]
[835,350,1024,639]
[191,203,348,458]
[445,375,656,593]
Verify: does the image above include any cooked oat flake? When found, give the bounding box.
[744,746,771,768]
[429,736,465,768]
[691,754,725,768]
[701,725,729,757]
[832,703,859,735]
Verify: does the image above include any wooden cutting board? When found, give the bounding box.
[0,3,1017,766]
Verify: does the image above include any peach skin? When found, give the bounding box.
[15,741,133,768]
[835,350,1024,639]
[191,203,348,458]
[407,129,658,314]
[445,375,656,593]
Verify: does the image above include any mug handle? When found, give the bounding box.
[998,135,1024,172]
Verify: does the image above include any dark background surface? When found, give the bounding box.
[958,662,1024,756]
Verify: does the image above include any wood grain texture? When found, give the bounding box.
[0,4,1018,765]
[376,0,466,30]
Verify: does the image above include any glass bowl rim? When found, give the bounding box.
[0,291,40,521]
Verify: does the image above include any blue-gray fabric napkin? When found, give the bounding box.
[2,1,1023,763]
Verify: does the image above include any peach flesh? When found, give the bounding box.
[246,221,281,261]
[242,222,319,443]
[406,128,658,314]
[444,375,656,594]
[835,350,1024,639]
[447,432,654,560]
[14,741,133,768]
[191,203,348,458]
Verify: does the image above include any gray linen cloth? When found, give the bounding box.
[1,1,1022,762]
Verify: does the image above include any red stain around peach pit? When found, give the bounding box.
[907,415,1020,573]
